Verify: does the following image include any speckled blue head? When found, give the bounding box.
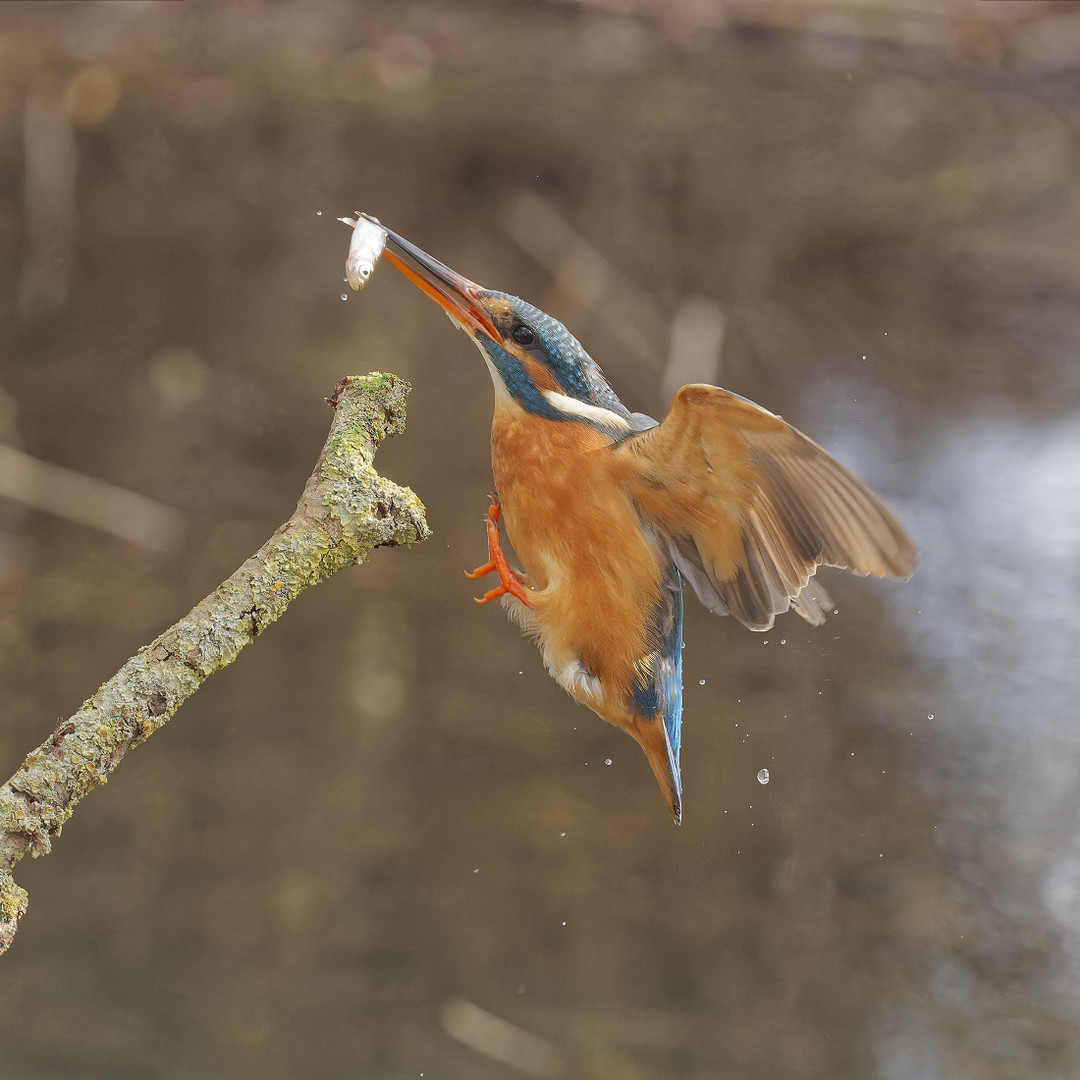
[478,292,630,416]
[375,223,654,435]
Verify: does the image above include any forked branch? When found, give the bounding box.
[0,373,429,955]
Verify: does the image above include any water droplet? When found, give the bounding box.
[315,210,323,216]
[472,867,479,874]
[698,678,706,686]
[604,758,612,766]
[780,639,786,645]
[559,832,566,837]
[561,920,567,926]
[927,714,934,720]
[757,768,770,784]
[340,293,349,301]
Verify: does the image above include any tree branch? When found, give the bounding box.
[0,372,429,955]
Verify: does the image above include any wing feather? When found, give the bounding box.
[614,384,916,631]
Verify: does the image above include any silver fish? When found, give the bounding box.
[339,213,387,290]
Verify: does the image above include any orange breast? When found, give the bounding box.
[490,403,665,708]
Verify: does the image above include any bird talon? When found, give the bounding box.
[464,498,532,607]
[463,560,495,581]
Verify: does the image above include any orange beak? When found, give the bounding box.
[368,216,503,344]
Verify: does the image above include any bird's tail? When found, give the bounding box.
[629,711,683,824]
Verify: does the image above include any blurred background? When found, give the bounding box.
[2,0,1079,1076]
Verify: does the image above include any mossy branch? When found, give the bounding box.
[0,372,429,955]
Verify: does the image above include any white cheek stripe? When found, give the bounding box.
[471,334,628,431]
[541,390,631,431]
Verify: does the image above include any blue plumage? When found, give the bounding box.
[631,562,685,805]
[480,292,635,420]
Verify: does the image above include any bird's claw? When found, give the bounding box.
[464,499,532,607]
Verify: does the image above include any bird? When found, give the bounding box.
[371,219,917,823]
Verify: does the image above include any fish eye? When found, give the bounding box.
[511,324,536,347]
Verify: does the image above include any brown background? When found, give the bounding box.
[2,2,1079,1077]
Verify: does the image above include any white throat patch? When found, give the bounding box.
[540,390,631,431]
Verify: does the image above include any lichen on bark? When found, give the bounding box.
[0,372,429,955]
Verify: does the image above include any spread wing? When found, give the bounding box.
[614,384,917,631]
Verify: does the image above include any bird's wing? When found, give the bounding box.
[613,384,917,631]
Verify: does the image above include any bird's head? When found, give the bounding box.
[377,220,637,437]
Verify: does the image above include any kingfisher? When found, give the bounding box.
[369,220,917,822]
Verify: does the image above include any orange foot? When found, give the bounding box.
[464,499,532,607]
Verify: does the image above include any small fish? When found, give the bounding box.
[339,213,387,290]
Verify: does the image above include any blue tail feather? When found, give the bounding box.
[632,563,685,798]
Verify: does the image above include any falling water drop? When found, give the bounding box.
[756,768,770,785]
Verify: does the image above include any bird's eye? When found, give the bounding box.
[511,324,536,347]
